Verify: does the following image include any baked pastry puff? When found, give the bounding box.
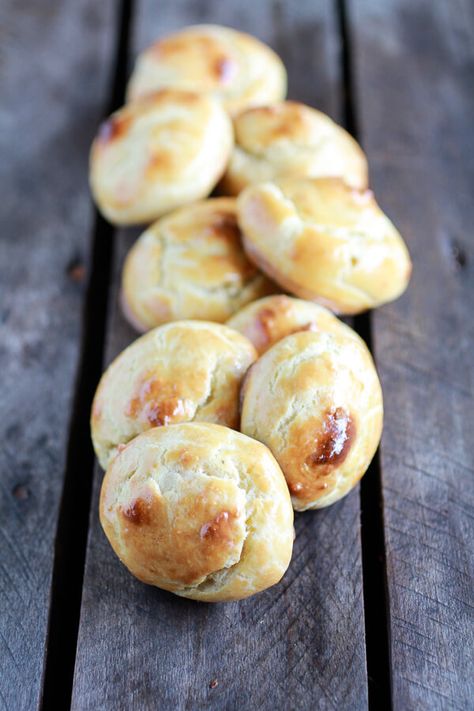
[121,198,274,332]
[240,330,383,511]
[89,89,233,225]
[100,423,294,601]
[237,177,412,314]
[126,25,287,115]
[220,101,367,194]
[91,321,257,469]
[227,294,360,355]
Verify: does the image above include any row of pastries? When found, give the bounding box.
[89,25,410,602]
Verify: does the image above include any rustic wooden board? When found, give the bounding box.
[0,1,116,709]
[71,2,369,709]
[350,0,474,708]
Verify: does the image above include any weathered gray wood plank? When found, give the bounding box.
[0,1,115,709]
[350,0,474,708]
[72,1,369,709]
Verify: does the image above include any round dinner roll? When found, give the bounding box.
[91,321,257,469]
[240,331,383,511]
[220,101,368,194]
[126,24,287,115]
[227,294,360,355]
[100,423,294,601]
[122,198,274,331]
[89,89,233,225]
[237,177,412,314]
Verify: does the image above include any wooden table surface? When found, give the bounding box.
[1,1,473,709]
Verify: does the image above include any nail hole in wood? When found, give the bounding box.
[67,257,86,283]
[450,240,467,270]
[12,484,30,500]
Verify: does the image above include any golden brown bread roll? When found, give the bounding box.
[121,198,274,332]
[227,294,360,355]
[240,330,383,511]
[126,24,287,115]
[100,423,294,601]
[89,90,233,225]
[220,101,368,194]
[91,321,257,469]
[237,177,412,314]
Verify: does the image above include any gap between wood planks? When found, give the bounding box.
[39,1,391,708]
[336,0,392,708]
[40,1,134,709]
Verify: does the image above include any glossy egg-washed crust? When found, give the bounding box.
[89,89,233,225]
[227,294,361,355]
[121,198,275,332]
[126,24,287,115]
[100,423,294,601]
[220,101,368,195]
[91,321,257,469]
[237,177,412,314]
[240,330,383,511]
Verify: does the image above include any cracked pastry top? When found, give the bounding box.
[240,330,383,511]
[237,176,412,314]
[126,24,287,115]
[227,294,361,355]
[91,321,257,469]
[99,422,294,601]
[220,101,368,194]
[89,89,233,225]
[121,198,275,332]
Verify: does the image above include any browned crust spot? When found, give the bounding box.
[97,115,131,145]
[305,407,355,468]
[140,88,202,106]
[200,510,238,546]
[208,210,242,241]
[283,408,357,502]
[122,497,152,526]
[145,150,174,178]
[255,306,317,350]
[126,377,190,427]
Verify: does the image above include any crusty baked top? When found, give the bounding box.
[121,198,274,330]
[91,321,257,469]
[127,24,287,114]
[221,101,368,193]
[241,330,383,510]
[90,89,233,224]
[237,177,412,313]
[227,294,360,354]
[100,423,294,600]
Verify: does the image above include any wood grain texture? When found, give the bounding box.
[0,1,115,709]
[350,1,474,709]
[71,2,369,709]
